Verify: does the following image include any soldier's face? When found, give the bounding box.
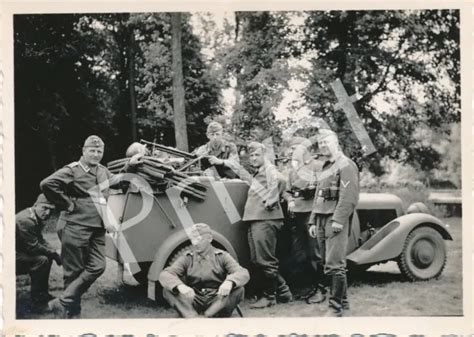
[190,232,213,253]
[249,148,265,168]
[207,130,223,146]
[34,204,53,221]
[318,136,339,157]
[83,146,104,166]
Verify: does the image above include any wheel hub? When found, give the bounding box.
[411,239,435,268]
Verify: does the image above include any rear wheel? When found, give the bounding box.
[397,227,447,281]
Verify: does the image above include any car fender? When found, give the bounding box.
[147,229,238,282]
[347,213,452,266]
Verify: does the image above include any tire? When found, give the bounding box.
[397,227,447,281]
[167,245,193,266]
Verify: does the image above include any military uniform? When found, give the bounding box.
[159,246,249,317]
[308,151,359,313]
[40,149,121,316]
[242,158,292,306]
[194,140,240,179]
[282,158,323,282]
[16,207,56,304]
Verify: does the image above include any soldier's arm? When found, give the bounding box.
[332,160,359,225]
[264,165,281,207]
[40,167,74,211]
[17,219,55,256]
[221,144,240,171]
[158,255,189,291]
[282,172,294,203]
[221,252,250,288]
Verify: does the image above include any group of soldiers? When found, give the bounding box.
[16,120,359,319]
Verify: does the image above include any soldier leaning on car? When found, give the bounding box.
[282,136,327,304]
[193,121,240,179]
[159,223,250,318]
[241,141,293,309]
[308,129,359,317]
[16,194,62,311]
[40,135,142,318]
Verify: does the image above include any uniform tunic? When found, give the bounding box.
[16,208,55,299]
[194,140,240,178]
[159,247,249,317]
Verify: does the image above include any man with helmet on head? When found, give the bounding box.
[307,128,359,317]
[159,223,249,318]
[16,193,62,311]
[282,136,326,303]
[40,135,142,318]
[193,121,240,178]
[242,141,293,309]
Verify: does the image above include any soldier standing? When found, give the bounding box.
[308,129,359,316]
[282,137,326,303]
[40,135,141,318]
[16,194,62,311]
[242,142,292,309]
[159,223,250,318]
[193,121,240,178]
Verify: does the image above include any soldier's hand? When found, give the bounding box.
[52,252,62,266]
[217,280,233,297]
[208,156,223,165]
[332,221,344,233]
[129,153,144,166]
[287,200,295,215]
[308,225,318,238]
[177,284,195,301]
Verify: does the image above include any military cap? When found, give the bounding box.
[247,141,266,154]
[35,193,55,209]
[83,135,105,148]
[289,136,312,148]
[190,223,213,237]
[207,121,223,134]
[315,129,337,141]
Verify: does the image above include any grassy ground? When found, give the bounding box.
[16,217,462,319]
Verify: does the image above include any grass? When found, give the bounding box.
[16,217,463,318]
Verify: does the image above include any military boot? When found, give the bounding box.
[276,274,293,303]
[250,278,277,309]
[326,274,347,317]
[48,298,69,319]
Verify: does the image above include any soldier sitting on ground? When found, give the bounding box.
[159,223,250,318]
[16,193,62,311]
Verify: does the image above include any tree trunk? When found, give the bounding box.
[171,12,189,151]
[128,28,137,142]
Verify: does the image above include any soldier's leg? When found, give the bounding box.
[205,287,245,318]
[61,227,106,315]
[29,255,53,302]
[324,217,349,316]
[162,288,199,318]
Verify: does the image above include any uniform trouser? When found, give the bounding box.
[289,212,323,281]
[247,219,289,296]
[59,222,106,311]
[316,214,349,308]
[16,253,52,301]
[163,287,245,318]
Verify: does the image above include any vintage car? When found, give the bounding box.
[105,148,452,301]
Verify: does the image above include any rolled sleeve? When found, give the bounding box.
[158,255,189,291]
[221,252,250,288]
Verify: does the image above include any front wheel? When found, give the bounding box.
[397,227,447,281]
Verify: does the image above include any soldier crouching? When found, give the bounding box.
[242,142,293,309]
[159,223,249,318]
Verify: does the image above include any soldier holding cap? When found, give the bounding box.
[40,135,142,318]
[159,223,249,317]
[242,141,292,309]
[307,129,359,316]
[193,121,240,179]
[16,194,62,311]
[282,136,326,303]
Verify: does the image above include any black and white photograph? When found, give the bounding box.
[1,1,472,335]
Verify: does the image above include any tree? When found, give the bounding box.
[170,12,189,151]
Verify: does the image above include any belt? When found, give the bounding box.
[194,287,217,293]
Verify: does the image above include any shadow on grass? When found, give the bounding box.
[98,283,168,308]
[349,269,405,287]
